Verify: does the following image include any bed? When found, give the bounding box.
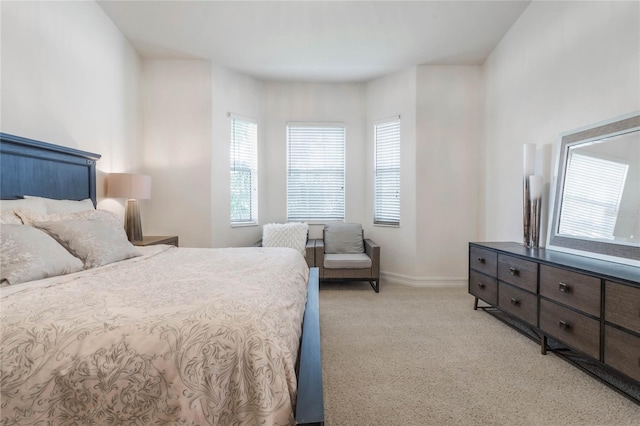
[0,133,324,426]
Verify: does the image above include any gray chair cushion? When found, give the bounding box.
[324,223,364,254]
[324,253,372,269]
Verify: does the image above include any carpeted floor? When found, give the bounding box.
[319,281,640,426]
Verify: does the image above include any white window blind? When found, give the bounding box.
[230,116,258,224]
[558,153,628,240]
[287,124,345,221]
[374,119,401,226]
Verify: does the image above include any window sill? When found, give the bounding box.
[231,222,259,228]
[291,220,345,225]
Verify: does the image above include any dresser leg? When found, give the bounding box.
[473,297,479,310]
[541,335,547,355]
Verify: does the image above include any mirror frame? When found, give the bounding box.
[547,111,640,267]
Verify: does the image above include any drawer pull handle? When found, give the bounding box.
[558,282,570,293]
[477,282,486,289]
[558,320,571,331]
[478,257,486,264]
[510,298,520,306]
[509,267,520,276]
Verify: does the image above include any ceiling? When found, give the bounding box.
[98,0,531,83]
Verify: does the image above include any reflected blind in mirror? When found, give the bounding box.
[559,153,628,239]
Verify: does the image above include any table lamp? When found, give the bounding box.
[107,173,151,242]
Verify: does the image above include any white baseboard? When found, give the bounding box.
[381,271,467,288]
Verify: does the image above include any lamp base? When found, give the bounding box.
[124,199,143,242]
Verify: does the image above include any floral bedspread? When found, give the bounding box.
[1,246,309,425]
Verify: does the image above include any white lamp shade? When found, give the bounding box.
[107,173,151,200]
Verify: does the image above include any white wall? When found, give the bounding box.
[8,1,636,284]
[141,60,212,247]
[210,64,263,248]
[138,63,478,283]
[482,0,640,243]
[138,68,369,249]
[1,0,142,205]
[262,81,367,239]
[365,68,418,278]
[416,65,482,282]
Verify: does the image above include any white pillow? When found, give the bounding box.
[0,198,47,215]
[262,222,309,257]
[33,218,141,269]
[0,224,84,284]
[24,195,94,214]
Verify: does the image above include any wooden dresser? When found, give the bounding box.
[469,242,640,389]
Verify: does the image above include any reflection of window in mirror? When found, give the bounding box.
[548,112,640,266]
[559,152,628,240]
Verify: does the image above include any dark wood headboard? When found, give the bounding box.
[0,133,101,206]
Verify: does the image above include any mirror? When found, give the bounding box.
[547,111,640,266]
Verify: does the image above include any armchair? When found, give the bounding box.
[315,223,380,293]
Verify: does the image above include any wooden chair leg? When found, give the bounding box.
[369,280,379,293]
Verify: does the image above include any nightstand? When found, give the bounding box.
[132,236,179,247]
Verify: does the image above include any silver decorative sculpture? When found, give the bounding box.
[523,144,535,246]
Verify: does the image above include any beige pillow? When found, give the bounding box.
[33,218,141,269]
[24,196,94,214]
[0,210,22,224]
[0,224,84,285]
[17,208,121,229]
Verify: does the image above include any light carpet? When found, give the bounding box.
[319,281,639,426]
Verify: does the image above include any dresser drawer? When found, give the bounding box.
[540,299,600,359]
[469,270,497,306]
[605,281,640,334]
[540,265,601,317]
[498,254,538,293]
[469,246,497,277]
[498,283,537,325]
[604,325,640,382]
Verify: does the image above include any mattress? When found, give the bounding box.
[1,245,309,425]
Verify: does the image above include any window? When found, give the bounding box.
[287,123,345,221]
[559,153,628,239]
[230,116,258,225]
[374,118,400,226]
